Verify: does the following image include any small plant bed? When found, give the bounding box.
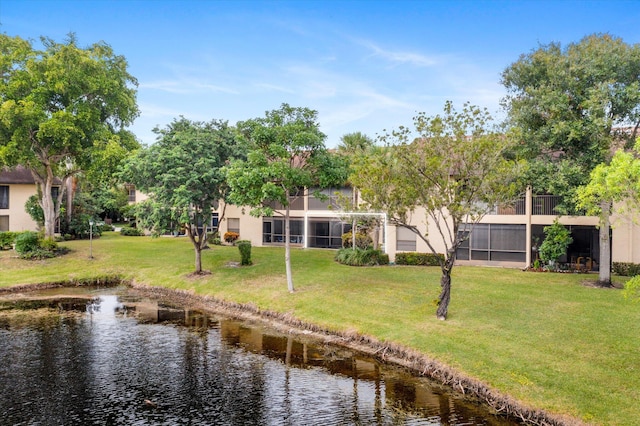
[14,232,70,260]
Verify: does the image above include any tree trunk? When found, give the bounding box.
[186,223,203,274]
[436,271,451,320]
[285,197,294,292]
[194,245,202,274]
[598,201,612,286]
[436,252,456,320]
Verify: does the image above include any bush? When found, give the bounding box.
[99,223,115,232]
[341,231,373,249]
[237,240,252,266]
[395,252,444,266]
[224,231,239,244]
[0,231,18,250]
[14,231,40,255]
[335,248,389,266]
[13,232,63,259]
[207,232,222,245]
[120,226,144,236]
[539,220,572,269]
[613,262,640,277]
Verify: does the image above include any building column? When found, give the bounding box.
[525,186,533,267]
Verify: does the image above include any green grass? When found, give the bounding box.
[1,232,638,425]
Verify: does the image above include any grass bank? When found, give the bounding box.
[1,232,638,425]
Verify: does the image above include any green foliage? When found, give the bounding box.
[577,140,640,221]
[341,231,373,249]
[612,262,640,277]
[351,101,521,318]
[14,232,40,254]
[503,34,640,212]
[120,117,243,273]
[237,240,252,266]
[24,195,45,229]
[13,232,60,259]
[0,231,19,250]
[0,34,139,237]
[539,220,573,267]
[120,226,144,236]
[335,248,389,266]
[624,275,640,301]
[225,103,348,291]
[395,252,445,266]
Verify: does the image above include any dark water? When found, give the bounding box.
[0,288,518,425]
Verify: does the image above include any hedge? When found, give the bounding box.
[395,252,444,266]
[612,262,640,277]
[335,248,389,266]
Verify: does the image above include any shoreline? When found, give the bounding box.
[1,277,586,426]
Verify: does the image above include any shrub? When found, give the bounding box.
[341,231,373,249]
[99,223,115,232]
[120,226,144,236]
[539,220,572,269]
[335,248,389,266]
[613,262,640,277]
[0,231,18,250]
[237,240,252,266]
[13,232,62,259]
[207,232,222,245]
[395,252,444,266]
[224,231,239,244]
[14,231,40,255]
[40,237,58,252]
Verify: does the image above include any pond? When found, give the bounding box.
[0,287,519,425]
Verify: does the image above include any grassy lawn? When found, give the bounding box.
[1,232,638,425]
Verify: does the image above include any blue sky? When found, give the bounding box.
[2,0,639,148]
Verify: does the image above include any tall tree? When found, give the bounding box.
[351,102,520,320]
[121,117,241,274]
[502,33,640,285]
[0,34,139,238]
[337,132,378,249]
[337,131,375,155]
[225,103,348,292]
[578,139,640,284]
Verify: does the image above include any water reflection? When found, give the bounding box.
[0,290,518,425]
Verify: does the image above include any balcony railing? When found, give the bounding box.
[488,195,563,216]
[532,195,562,215]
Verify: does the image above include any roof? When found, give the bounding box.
[0,165,36,184]
[0,165,63,185]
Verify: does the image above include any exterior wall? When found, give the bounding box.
[611,219,640,264]
[0,184,39,232]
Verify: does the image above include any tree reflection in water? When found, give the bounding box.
[0,290,518,425]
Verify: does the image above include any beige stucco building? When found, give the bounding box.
[0,166,44,232]
[213,186,639,271]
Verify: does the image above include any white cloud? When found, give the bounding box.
[357,39,441,67]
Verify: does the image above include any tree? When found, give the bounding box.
[337,131,375,155]
[337,132,380,249]
[539,220,573,270]
[578,139,640,284]
[0,34,139,238]
[121,117,241,274]
[502,33,640,285]
[351,101,520,320]
[225,103,348,292]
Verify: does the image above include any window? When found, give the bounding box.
[308,219,351,248]
[263,218,304,244]
[308,187,352,210]
[458,223,526,262]
[227,218,240,234]
[126,184,136,202]
[396,226,417,251]
[267,188,305,210]
[0,186,8,209]
[0,216,8,231]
